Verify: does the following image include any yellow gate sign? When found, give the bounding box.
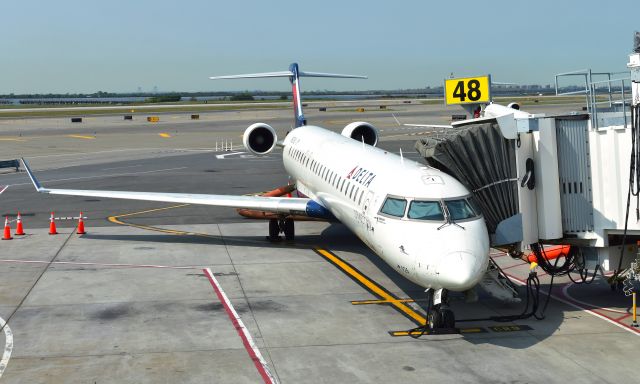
[444,75,491,105]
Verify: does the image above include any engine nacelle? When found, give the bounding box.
[341,122,379,147]
[243,123,278,155]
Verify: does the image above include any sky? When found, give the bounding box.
[1,0,638,94]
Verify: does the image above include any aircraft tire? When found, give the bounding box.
[441,308,455,329]
[283,219,295,240]
[268,219,280,240]
[428,309,442,330]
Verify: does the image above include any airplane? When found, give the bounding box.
[21,63,490,331]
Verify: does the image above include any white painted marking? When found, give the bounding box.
[9,167,187,187]
[0,259,204,270]
[203,268,279,384]
[25,148,168,160]
[0,316,14,379]
[101,165,142,171]
[215,151,247,159]
[561,283,629,314]
[0,186,7,195]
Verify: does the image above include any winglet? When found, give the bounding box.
[21,158,47,193]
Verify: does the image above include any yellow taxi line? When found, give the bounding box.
[109,204,428,327]
[314,247,426,325]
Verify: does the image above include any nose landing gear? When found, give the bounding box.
[410,288,458,337]
[427,288,457,331]
[268,218,295,241]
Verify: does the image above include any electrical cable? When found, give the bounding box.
[405,263,547,338]
[405,244,596,338]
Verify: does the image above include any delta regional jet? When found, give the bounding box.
[22,64,490,331]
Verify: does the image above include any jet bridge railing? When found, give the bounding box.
[589,77,632,129]
[555,69,631,129]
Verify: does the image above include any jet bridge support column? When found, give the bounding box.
[630,32,640,106]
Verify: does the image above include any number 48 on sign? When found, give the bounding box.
[444,75,491,105]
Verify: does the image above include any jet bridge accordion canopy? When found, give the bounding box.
[415,122,517,235]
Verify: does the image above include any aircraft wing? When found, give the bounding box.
[402,123,453,129]
[391,114,452,129]
[21,158,315,216]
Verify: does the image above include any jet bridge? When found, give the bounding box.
[416,37,640,275]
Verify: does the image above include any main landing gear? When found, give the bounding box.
[268,218,295,241]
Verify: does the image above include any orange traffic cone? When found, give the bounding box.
[15,212,25,236]
[77,212,86,235]
[48,212,58,235]
[2,216,12,240]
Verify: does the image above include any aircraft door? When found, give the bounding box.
[361,190,379,251]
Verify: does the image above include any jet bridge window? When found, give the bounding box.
[380,196,407,218]
[445,199,477,221]
[407,200,444,221]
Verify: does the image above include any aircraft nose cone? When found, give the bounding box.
[437,251,483,291]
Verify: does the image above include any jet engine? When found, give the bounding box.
[341,122,379,147]
[243,123,278,155]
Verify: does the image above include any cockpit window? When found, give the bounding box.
[380,197,407,217]
[445,199,476,221]
[408,200,444,221]
[467,196,483,216]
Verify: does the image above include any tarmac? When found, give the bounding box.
[1,101,638,383]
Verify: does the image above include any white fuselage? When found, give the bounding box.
[282,125,490,291]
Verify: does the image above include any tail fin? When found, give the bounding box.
[210,63,366,128]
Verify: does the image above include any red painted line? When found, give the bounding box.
[504,271,640,335]
[614,313,632,321]
[499,263,529,271]
[203,268,278,384]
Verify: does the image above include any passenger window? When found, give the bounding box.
[380,197,407,217]
[408,201,444,221]
[445,199,476,220]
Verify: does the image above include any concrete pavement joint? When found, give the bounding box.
[0,229,74,378]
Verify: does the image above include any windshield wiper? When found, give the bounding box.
[437,209,465,231]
